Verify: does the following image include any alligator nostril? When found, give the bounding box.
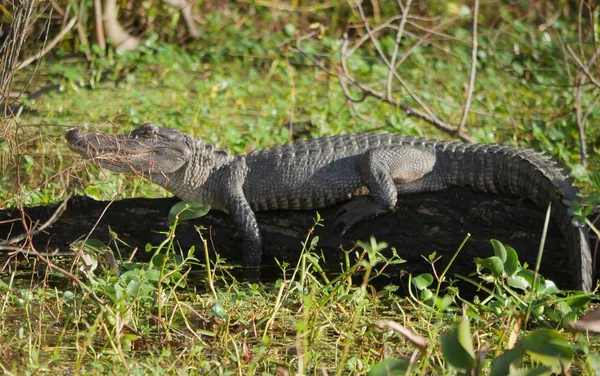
[65,128,83,143]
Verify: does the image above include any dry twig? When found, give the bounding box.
[457,0,479,134]
[16,16,78,70]
[292,1,475,142]
[0,192,73,247]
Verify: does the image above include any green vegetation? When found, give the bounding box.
[1,0,599,374]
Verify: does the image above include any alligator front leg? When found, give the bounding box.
[334,145,439,234]
[223,158,263,266]
[230,194,262,265]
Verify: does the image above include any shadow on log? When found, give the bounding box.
[1,188,596,290]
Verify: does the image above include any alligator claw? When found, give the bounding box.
[334,197,383,235]
[333,216,354,236]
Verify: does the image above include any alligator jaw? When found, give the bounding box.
[65,124,191,175]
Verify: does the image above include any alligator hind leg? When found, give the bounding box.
[334,145,437,234]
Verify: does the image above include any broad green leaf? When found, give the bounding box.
[589,354,600,374]
[168,201,210,225]
[489,345,525,376]
[516,269,546,291]
[476,256,504,277]
[504,246,520,275]
[556,301,572,315]
[508,366,553,376]
[521,329,573,369]
[151,253,167,267]
[120,333,139,352]
[508,275,530,290]
[310,236,320,248]
[367,358,410,376]
[539,280,560,295]
[420,288,433,301]
[211,301,228,319]
[590,171,600,191]
[436,294,453,311]
[62,291,75,305]
[412,273,434,290]
[440,318,476,371]
[169,271,185,285]
[79,252,98,274]
[284,23,296,37]
[126,280,141,297]
[564,293,591,309]
[144,268,161,283]
[72,239,107,253]
[490,239,507,263]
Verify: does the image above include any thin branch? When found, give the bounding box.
[457,0,479,133]
[581,91,600,126]
[0,192,73,246]
[348,14,410,57]
[395,19,454,70]
[0,246,74,257]
[94,0,106,50]
[387,0,412,101]
[591,0,600,79]
[566,44,600,88]
[76,0,91,61]
[16,16,78,70]
[293,32,473,142]
[351,1,473,141]
[574,75,588,167]
[354,0,393,68]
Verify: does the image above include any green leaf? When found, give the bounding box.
[516,269,547,292]
[440,317,476,371]
[126,280,140,298]
[309,236,320,249]
[151,253,167,267]
[211,301,228,319]
[589,353,600,374]
[367,358,410,376]
[144,268,161,283]
[420,288,434,301]
[590,171,600,191]
[72,239,107,253]
[489,345,525,376]
[490,239,507,263]
[521,329,573,369]
[412,273,434,290]
[284,23,296,37]
[436,294,453,311]
[507,275,530,290]
[504,246,520,275]
[168,201,210,225]
[508,366,553,376]
[564,293,591,309]
[539,280,560,295]
[62,291,75,306]
[476,256,504,277]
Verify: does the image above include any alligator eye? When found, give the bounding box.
[144,127,155,137]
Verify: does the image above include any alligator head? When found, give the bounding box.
[66,123,194,176]
[66,123,234,200]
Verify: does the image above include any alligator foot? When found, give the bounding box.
[334,196,385,235]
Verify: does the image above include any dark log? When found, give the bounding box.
[0,188,596,290]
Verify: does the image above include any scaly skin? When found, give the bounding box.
[65,123,594,291]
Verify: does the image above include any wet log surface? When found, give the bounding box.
[1,188,596,290]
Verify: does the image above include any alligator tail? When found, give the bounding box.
[436,142,592,292]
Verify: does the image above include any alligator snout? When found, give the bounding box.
[65,128,83,144]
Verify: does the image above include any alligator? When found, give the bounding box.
[65,124,594,291]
